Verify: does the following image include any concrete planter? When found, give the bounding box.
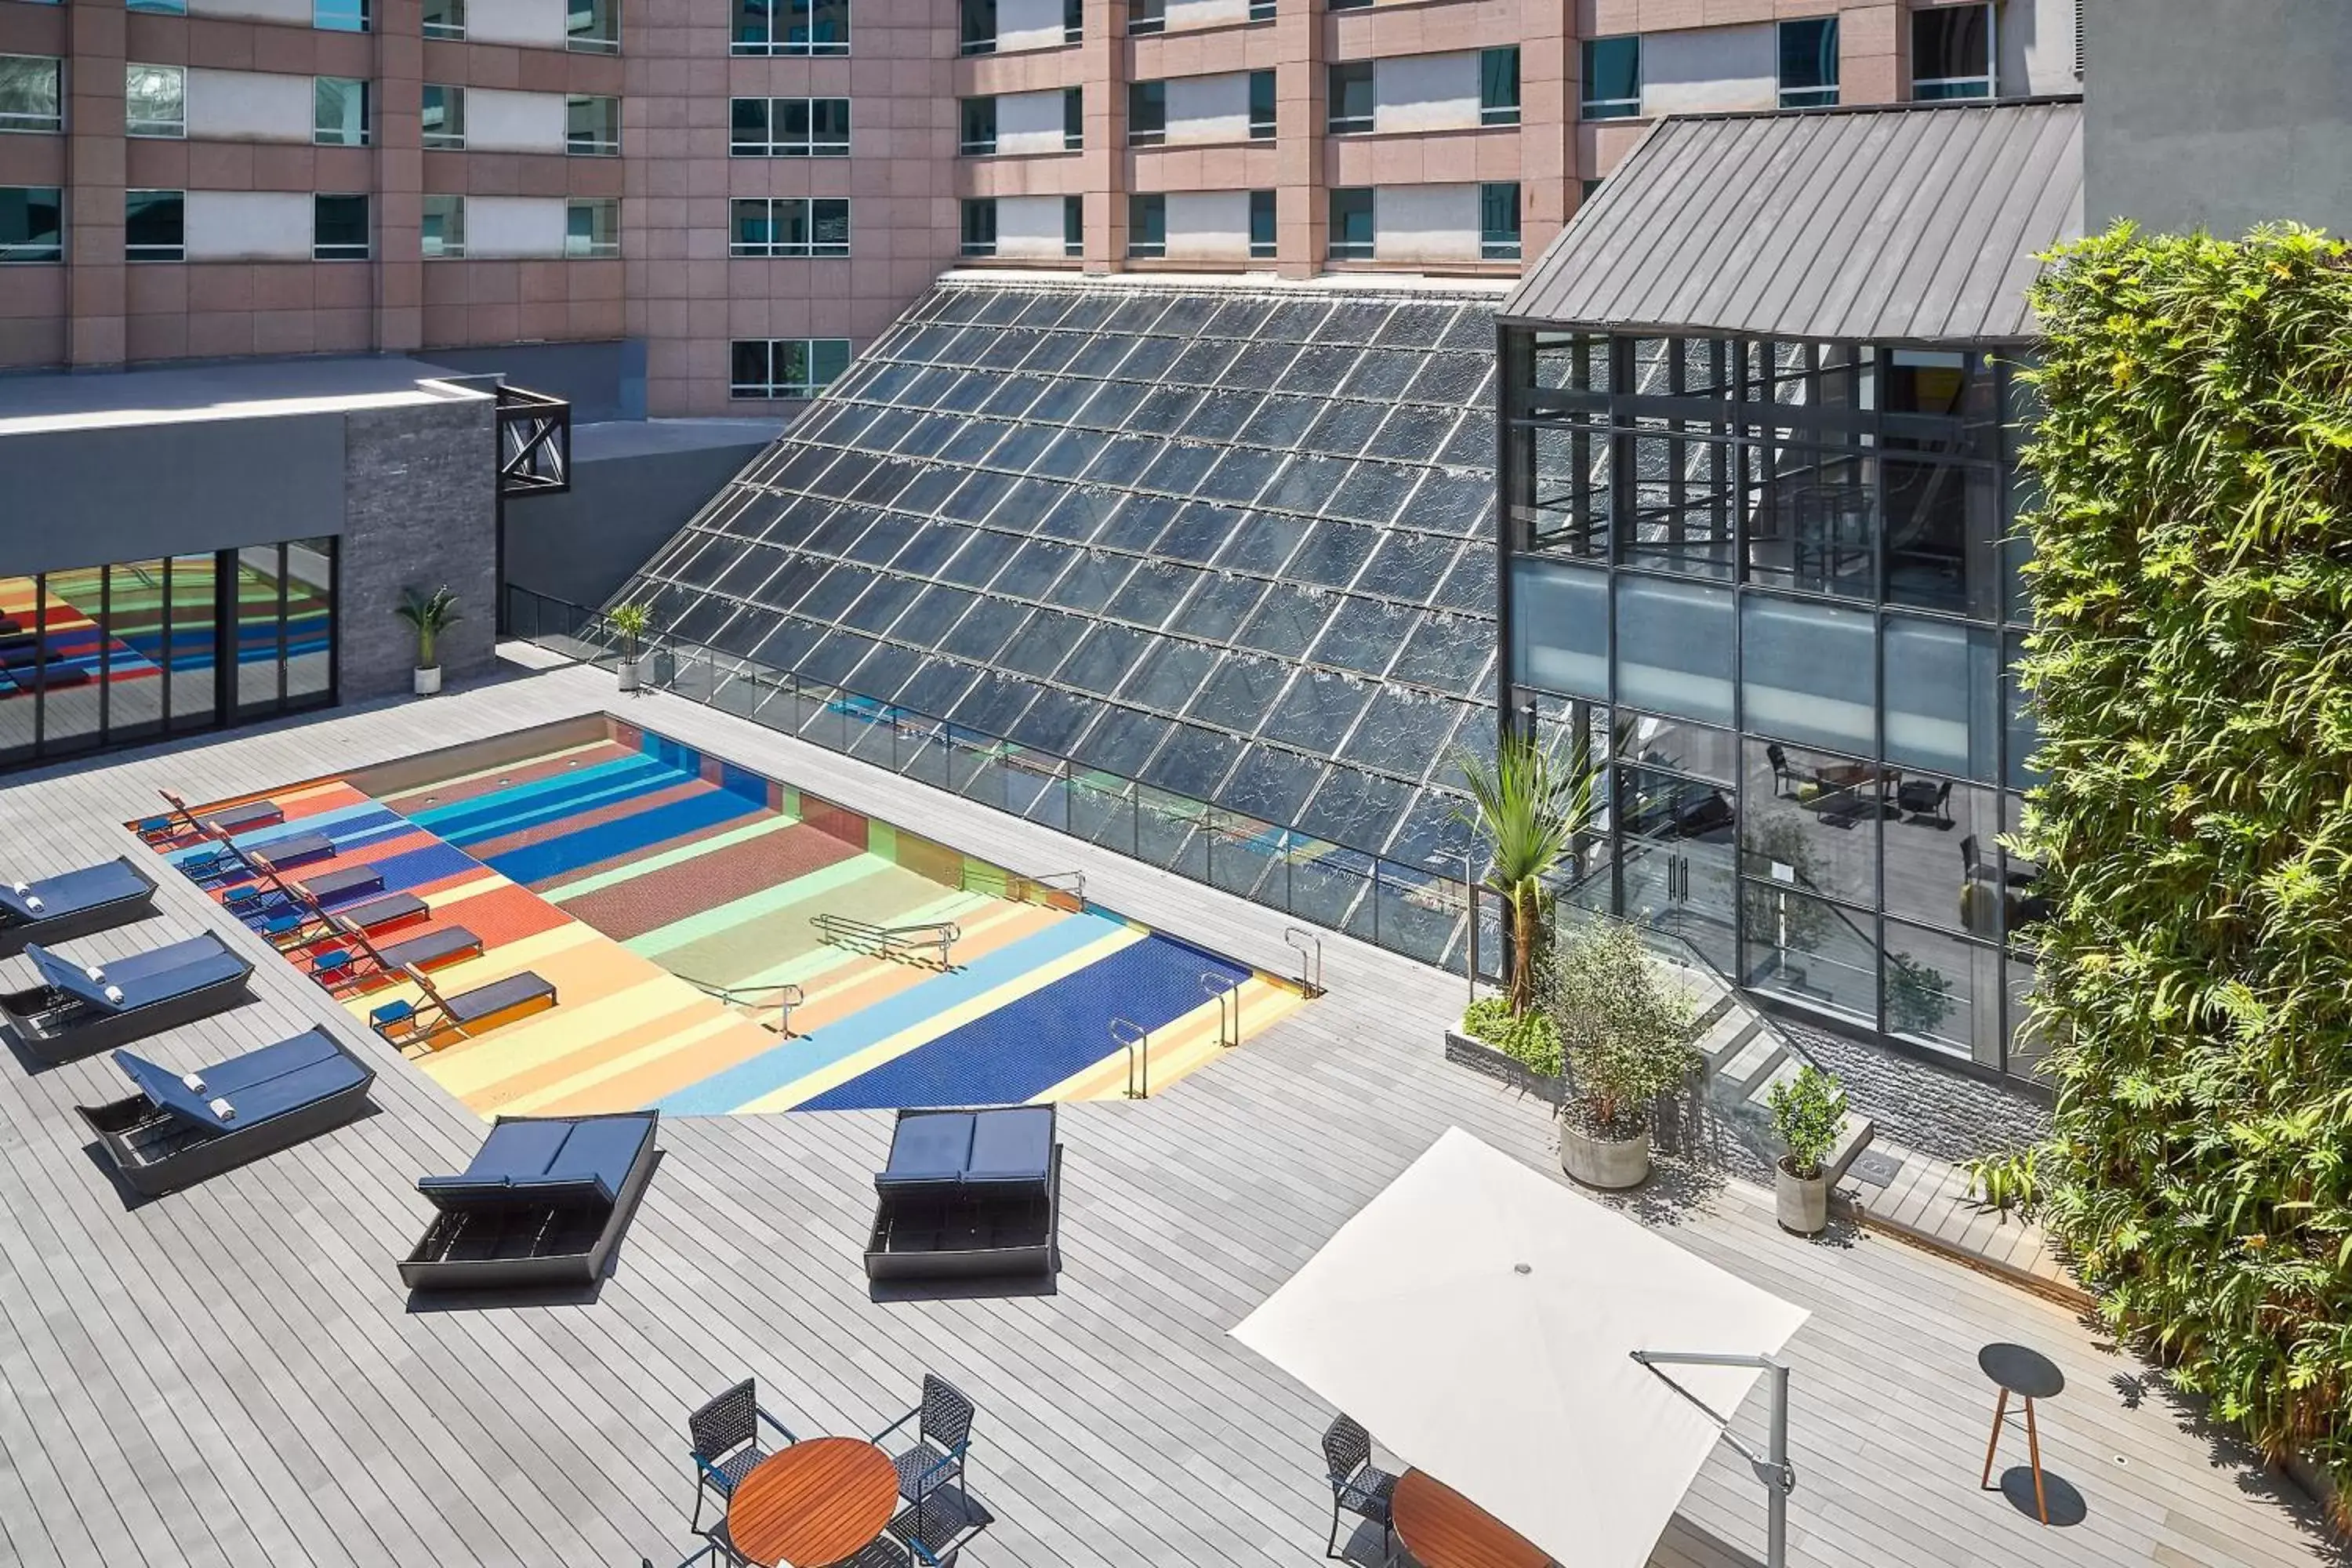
[1560,1119,1650,1189]
[616,658,642,694]
[1776,1158,1829,1235]
[1441,1029,1563,1105]
[412,665,442,696]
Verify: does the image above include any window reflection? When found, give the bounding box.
[168,552,220,732]
[1882,919,2004,1065]
[0,575,39,763]
[107,559,167,742]
[1740,739,1878,909]
[1740,880,1877,1023]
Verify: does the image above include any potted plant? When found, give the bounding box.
[608,601,652,694]
[1546,919,1697,1189]
[1766,1064,1847,1236]
[394,585,461,696]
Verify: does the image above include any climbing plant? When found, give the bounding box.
[2014,220,2352,1508]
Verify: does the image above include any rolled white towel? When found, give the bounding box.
[20,894,41,913]
[10,880,42,911]
[83,964,105,982]
[208,1097,235,1123]
[103,985,124,1004]
[180,1073,206,1093]
[8,881,25,895]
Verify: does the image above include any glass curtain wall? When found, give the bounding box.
[0,539,336,769]
[1499,324,2043,1078]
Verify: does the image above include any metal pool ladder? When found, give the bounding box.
[1200,973,1238,1049]
[679,976,804,1036]
[1110,1017,1149,1098]
[810,913,961,969]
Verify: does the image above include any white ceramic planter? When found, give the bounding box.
[1560,1120,1650,1189]
[1776,1159,1829,1235]
[617,659,641,694]
[413,665,442,696]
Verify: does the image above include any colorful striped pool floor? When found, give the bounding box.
[137,719,1302,1117]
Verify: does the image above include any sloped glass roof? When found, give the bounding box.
[622,279,1501,867]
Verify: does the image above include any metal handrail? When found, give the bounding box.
[810,912,961,969]
[1028,869,1087,901]
[1110,1016,1149,1098]
[1281,927,1323,996]
[676,975,804,1035]
[1200,973,1237,1049]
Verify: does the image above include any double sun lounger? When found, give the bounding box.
[866,1105,1063,1283]
[79,1028,376,1196]
[1,935,254,1062]
[401,1111,660,1290]
[0,857,158,957]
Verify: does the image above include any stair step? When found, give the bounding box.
[1747,1055,1804,1107]
[1694,1008,1755,1069]
[1717,1030,1783,1096]
[1825,1112,1877,1185]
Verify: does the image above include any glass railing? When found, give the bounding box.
[505,586,1508,983]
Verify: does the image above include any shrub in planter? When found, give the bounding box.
[1766,1065,1846,1235]
[1544,920,1696,1189]
[1462,995,1562,1079]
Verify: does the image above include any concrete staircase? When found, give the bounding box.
[1657,952,1875,1183]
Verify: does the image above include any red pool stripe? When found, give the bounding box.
[560,821,866,942]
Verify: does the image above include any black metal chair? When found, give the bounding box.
[874,1374,976,1508]
[1766,742,1814,798]
[1320,1414,1397,1561]
[1898,777,1953,826]
[885,1487,990,1568]
[687,1378,799,1536]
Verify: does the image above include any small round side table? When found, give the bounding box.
[1978,1341,2064,1524]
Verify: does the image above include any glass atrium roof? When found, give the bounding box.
[624,279,1501,867]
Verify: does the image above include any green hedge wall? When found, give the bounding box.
[2017,220,2352,1501]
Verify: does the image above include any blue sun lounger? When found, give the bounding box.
[136,790,284,844]
[0,858,158,957]
[401,1111,660,1290]
[2,935,254,1062]
[77,1028,376,1196]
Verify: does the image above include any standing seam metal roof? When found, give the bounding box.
[1501,96,2085,343]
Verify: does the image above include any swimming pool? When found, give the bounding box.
[139,715,1304,1117]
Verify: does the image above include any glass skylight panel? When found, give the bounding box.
[899,657,979,714]
[1374,302,1457,348]
[1219,744,1327,823]
[1435,547,1497,612]
[1358,531,1460,602]
[1112,335,1184,380]
[1299,767,1412,855]
[900,584,978,643]
[1236,394,1320,448]
[1094,495,1175,554]
[1283,521,1373,589]
[1106,560,1196,626]
[1075,379,1150,430]
[1171,573,1266,639]
[1010,688,1098,752]
[804,629,880,684]
[1138,442,1218,497]
[1151,294,1218,337]
[1197,448,1282,506]
[1101,293,1171,333]
[1129,384,1200,430]
[1390,615,1490,694]
[1237,585,1330,658]
[1169,338,1243,384]
[1285,342,1363,393]
[1367,405,1459,463]
[1303,400,1385,457]
[1409,354,1490,405]
[1142,724,1240,797]
[1312,597,1414,677]
[1180,389,1261,441]
[1214,512,1307,576]
[1020,332,1088,373]
[1409,470,1493,536]
[1264,455,1355,514]
[1341,351,1419,401]
[1071,707,1169,775]
[1057,621,1147,689]
[1313,302,1394,344]
[1221,339,1300,390]
[840,574,923,635]
[1344,687,1462,773]
[797,563,877,621]
[1328,463,1416,528]
[1047,550,1134,612]
[938,597,1028,660]
[1190,654,1290,731]
[989,538,1077,598]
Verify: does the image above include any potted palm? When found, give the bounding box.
[1453,724,1602,1022]
[1766,1064,1846,1235]
[1547,919,1696,1189]
[394,585,461,696]
[608,602,652,694]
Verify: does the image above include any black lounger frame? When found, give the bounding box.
[0,963,255,1064]
[75,1044,376,1197]
[0,862,159,959]
[397,1112,659,1291]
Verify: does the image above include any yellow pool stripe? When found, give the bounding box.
[421,968,733,1098]
[536,811,803,904]
[474,1007,759,1116]
[731,924,1145,1113]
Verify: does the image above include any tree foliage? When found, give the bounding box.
[1542,919,1695,1137]
[2016,220,2352,1503]
[1454,726,1602,1015]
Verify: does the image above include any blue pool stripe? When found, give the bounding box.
[430,765,693,850]
[801,935,1250,1112]
[481,790,766,887]
[411,755,681,844]
[657,914,1123,1115]
[361,842,485,893]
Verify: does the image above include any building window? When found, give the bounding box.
[731,339,851,400]
[1064,0,1081,42]
[1248,188,1274,260]
[125,189,183,260]
[568,94,622,154]
[0,186,61,263]
[1128,192,1164,259]
[565,197,619,256]
[1327,62,1373,133]
[960,196,996,256]
[423,85,466,150]
[422,0,464,38]
[958,0,994,53]
[1327,187,1372,260]
[1479,180,1519,260]
[730,96,850,156]
[1249,0,1272,18]
[1581,35,1640,119]
[730,196,850,256]
[1063,193,1082,257]
[1914,4,1993,99]
[959,96,996,154]
[1329,0,1368,11]
[1248,70,1274,139]
[314,77,370,146]
[0,56,62,135]
[125,64,185,139]
[129,0,187,11]
[1778,16,1839,107]
[314,0,369,32]
[1581,176,1603,201]
[1128,81,1165,147]
[421,194,465,258]
[1480,46,1520,125]
[1065,85,1083,150]
[734,0,851,54]
[1128,0,1163,34]
[314,193,369,260]
[567,0,619,53]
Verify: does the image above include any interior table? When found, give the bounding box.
[1391,1468,1552,1568]
[726,1436,900,1568]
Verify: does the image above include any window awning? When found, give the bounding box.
[1501,97,2083,344]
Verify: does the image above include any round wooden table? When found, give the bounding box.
[726,1436,900,1568]
[1391,1468,1552,1568]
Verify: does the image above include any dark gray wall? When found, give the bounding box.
[338,397,499,699]
[2086,0,2352,237]
[0,413,347,575]
[503,437,770,610]
[423,339,646,423]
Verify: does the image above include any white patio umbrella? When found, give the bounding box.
[1231,1127,1809,1568]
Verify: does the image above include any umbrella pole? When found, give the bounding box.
[1629,1350,1795,1568]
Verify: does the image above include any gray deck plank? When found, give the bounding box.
[0,654,2335,1568]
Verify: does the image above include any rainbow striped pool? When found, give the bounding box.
[140,715,1304,1117]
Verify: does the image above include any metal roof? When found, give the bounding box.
[1501,96,2084,343]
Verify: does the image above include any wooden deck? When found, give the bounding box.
[0,651,2334,1568]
